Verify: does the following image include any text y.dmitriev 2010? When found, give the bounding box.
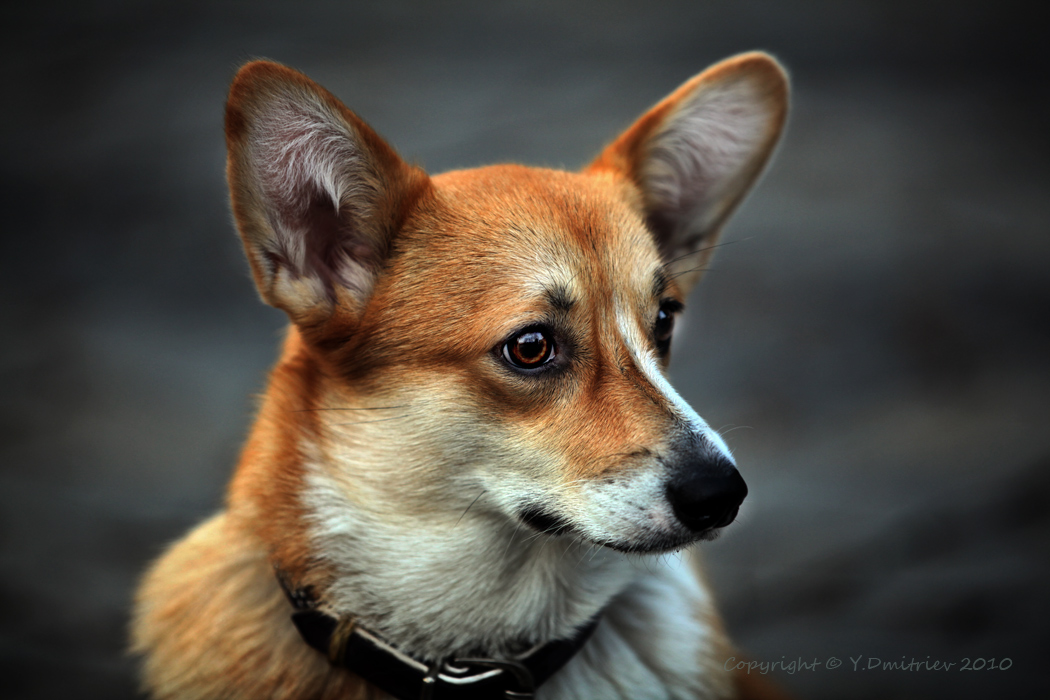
[724,655,1013,675]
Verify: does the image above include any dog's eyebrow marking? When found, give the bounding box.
[544,286,576,312]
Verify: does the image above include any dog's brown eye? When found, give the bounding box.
[503,328,555,369]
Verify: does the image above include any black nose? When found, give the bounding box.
[665,456,748,532]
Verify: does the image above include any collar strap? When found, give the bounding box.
[277,572,600,700]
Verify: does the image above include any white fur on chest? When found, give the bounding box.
[302,464,732,699]
[542,563,732,700]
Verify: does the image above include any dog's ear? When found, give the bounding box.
[225,61,428,329]
[590,52,788,295]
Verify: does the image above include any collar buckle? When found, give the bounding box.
[418,657,533,700]
[451,658,535,699]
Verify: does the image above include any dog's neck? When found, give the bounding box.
[299,462,639,662]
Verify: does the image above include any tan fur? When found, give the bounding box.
[132,512,374,699]
[132,53,790,699]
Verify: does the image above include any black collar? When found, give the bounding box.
[277,571,601,700]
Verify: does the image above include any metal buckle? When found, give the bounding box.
[453,657,535,699]
[420,658,514,699]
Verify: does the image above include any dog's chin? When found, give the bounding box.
[593,527,724,555]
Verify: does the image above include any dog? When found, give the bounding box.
[131,52,789,700]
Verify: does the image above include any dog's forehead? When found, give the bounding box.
[415,165,663,295]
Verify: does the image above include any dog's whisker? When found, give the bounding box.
[559,533,586,564]
[580,448,653,473]
[292,405,408,413]
[498,527,521,568]
[534,477,600,497]
[455,490,487,527]
[667,266,713,281]
[658,238,746,269]
[524,531,550,547]
[535,460,646,498]
[333,415,409,426]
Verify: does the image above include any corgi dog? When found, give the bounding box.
[132,52,788,700]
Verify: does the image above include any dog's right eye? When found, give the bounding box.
[502,328,556,370]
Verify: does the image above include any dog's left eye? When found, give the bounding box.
[503,327,556,370]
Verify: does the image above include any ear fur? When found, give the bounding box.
[225,61,428,329]
[590,52,788,294]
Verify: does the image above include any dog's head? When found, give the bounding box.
[226,55,787,558]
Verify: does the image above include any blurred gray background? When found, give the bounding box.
[2,1,1048,698]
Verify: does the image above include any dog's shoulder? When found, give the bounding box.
[130,513,362,700]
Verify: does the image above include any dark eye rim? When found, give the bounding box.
[499,324,558,372]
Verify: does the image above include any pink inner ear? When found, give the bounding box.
[641,79,772,254]
[252,96,381,299]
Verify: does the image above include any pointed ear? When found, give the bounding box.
[225,61,428,330]
[589,52,788,294]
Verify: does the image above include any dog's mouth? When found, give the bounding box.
[518,507,575,536]
[516,505,733,554]
[594,527,724,554]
